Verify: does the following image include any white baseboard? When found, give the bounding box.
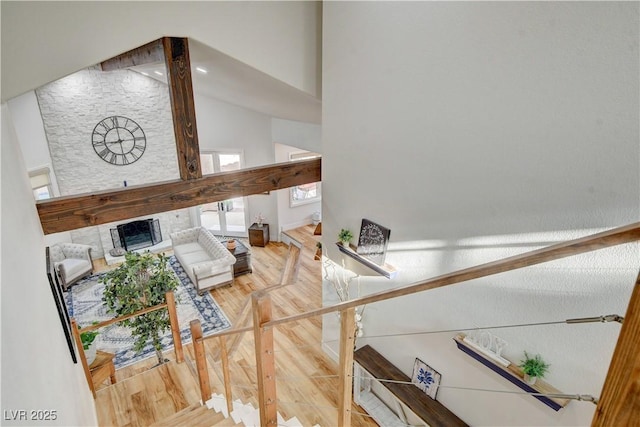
[322,341,339,363]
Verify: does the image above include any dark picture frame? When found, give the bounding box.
[46,247,77,363]
[356,219,391,266]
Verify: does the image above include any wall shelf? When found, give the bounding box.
[336,242,397,279]
[453,333,570,411]
[354,344,468,426]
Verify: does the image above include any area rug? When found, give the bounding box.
[64,256,231,369]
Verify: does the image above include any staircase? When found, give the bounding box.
[151,394,312,427]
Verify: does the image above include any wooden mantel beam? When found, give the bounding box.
[36,158,321,234]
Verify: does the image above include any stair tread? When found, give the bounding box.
[150,403,226,427]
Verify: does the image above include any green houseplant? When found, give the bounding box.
[338,229,353,247]
[79,326,99,364]
[519,351,550,385]
[100,252,179,366]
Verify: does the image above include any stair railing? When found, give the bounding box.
[190,222,640,427]
[72,290,182,398]
[189,236,304,415]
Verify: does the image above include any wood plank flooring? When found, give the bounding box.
[93,225,377,427]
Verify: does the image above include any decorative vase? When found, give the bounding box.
[85,341,97,365]
[524,373,537,385]
[226,239,236,250]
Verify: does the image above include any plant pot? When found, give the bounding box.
[226,239,236,250]
[85,341,97,365]
[341,241,350,248]
[524,373,537,385]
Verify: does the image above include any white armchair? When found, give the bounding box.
[49,243,93,290]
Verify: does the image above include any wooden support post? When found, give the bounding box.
[71,318,96,398]
[592,270,640,426]
[252,291,278,427]
[338,307,356,427]
[219,336,234,416]
[163,37,201,181]
[166,291,183,363]
[190,319,211,405]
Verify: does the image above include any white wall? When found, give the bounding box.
[272,118,322,154]
[1,1,321,102]
[1,104,97,426]
[323,2,639,426]
[7,91,61,197]
[274,142,321,233]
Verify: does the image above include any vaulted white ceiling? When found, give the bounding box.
[129,39,320,124]
[1,1,321,123]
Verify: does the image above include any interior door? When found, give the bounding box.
[198,152,247,237]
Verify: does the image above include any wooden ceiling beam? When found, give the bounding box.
[100,38,164,71]
[100,37,201,181]
[163,37,201,180]
[36,158,321,234]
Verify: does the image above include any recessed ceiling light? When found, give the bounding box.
[196,67,208,74]
[154,70,163,76]
[141,72,149,76]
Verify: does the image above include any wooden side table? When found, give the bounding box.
[223,239,252,276]
[248,223,270,247]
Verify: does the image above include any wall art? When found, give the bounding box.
[356,218,391,266]
[46,247,77,363]
[411,357,441,399]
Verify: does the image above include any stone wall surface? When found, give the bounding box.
[35,67,179,196]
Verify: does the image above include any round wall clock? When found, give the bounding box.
[92,115,146,166]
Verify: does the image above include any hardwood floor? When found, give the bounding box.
[93,225,377,426]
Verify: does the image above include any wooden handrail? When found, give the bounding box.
[264,222,640,328]
[196,222,640,341]
[77,302,167,333]
[189,222,640,425]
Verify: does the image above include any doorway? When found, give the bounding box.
[198,151,247,237]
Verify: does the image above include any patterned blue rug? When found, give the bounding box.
[65,256,231,369]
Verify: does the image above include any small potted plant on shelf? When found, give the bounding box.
[338,229,353,248]
[519,351,549,385]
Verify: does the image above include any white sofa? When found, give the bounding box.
[49,243,93,290]
[170,227,236,294]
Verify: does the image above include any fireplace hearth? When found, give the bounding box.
[110,219,162,252]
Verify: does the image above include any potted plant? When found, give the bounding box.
[101,252,179,366]
[519,351,550,385]
[338,229,353,247]
[79,326,99,365]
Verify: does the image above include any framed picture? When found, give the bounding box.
[411,357,441,399]
[356,219,391,266]
[46,247,77,363]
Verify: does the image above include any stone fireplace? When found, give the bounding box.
[110,218,162,251]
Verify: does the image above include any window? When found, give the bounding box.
[29,167,53,200]
[289,151,321,207]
